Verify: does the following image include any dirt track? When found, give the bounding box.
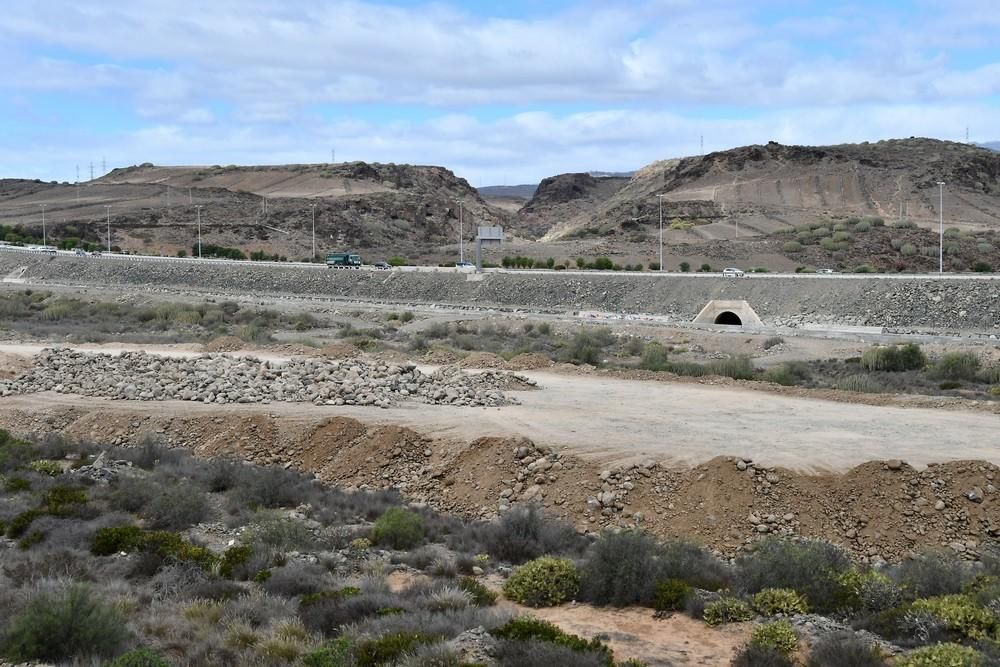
[2,343,1000,472]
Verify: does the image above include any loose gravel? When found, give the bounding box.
[0,348,529,408]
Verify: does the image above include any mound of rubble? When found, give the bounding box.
[0,348,532,409]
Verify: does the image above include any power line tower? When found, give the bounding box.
[90,162,94,180]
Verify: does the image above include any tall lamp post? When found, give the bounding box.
[195,205,203,259]
[936,181,945,274]
[458,201,464,263]
[105,206,112,252]
[656,194,667,272]
[310,203,317,261]
[39,204,47,247]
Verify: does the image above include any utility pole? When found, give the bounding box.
[102,156,106,174]
[458,201,464,263]
[657,194,666,272]
[105,206,112,252]
[196,205,203,258]
[700,135,704,155]
[39,204,47,246]
[90,162,94,180]
[331,148,335,164]
[188,187,193,204]
[937,181,945,274]
[310,203,317,260]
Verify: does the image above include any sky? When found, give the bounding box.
[2,0,999,185]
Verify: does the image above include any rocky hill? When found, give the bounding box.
[512,173,629,239]
[536,138,1000,240]
[0,162,502,258]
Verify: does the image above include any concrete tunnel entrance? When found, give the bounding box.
[713,311,743,326]
[693,300,763,327]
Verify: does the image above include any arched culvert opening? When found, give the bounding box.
[714,311,743,326]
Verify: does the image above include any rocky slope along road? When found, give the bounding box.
[0,348,527,408]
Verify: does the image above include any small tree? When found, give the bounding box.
[679,261,691,272]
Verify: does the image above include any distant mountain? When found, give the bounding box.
[511,173,630,239]
[477,184,537,200]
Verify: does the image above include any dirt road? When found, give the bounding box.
[2,341,999,471]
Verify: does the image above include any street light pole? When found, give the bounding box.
[39,204,47,247]
[196,205,203,259]
[937,181,945,274]
[310,204,317,261]
[105,206,111,252]
[656,195,666,272]
[458,201,464,263]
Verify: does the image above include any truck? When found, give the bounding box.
[326,252,362,268]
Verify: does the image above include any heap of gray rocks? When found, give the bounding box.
[0,348,528,409]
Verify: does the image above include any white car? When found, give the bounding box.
[816,268,835,274]
[455,261,475,269]
[721,267,745,278]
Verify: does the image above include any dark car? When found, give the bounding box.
[373,261,391,270]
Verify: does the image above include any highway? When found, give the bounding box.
[1,243,998,280]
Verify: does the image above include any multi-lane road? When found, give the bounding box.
[1,243,998,280]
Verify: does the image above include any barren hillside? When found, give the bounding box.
[513,173,629,240]
[540,138,1000,240]
[0,162,503,258]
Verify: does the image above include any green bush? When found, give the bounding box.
[762,363,809,386]
[219,544,254,579]
[457,576,497,606]
[302,638,352,667]
[0,584,127,662]
[492,617,612,664]
[7,509,44,538]
[354,632,439,667]
[679,261,691,272]
[930,352,980,381]
[733,645,796,667]
[703,597,753,626]
[911,594,996,640]
[762,336,785,350]
[370,507,424,549]
[751,588,809,616]
[0,430,33,472]
[639,342,671,371]
[106,648,172,667]
[503,557,580,607]
[579,530,663,606]
[749,620,798,654]
[706,356,755,380]
[652,579,691,612]
[783,241,803,253]
[737,538,851,613]
[91,525,146,555]
[895,644,983,667]
[27,459,62,476]
[860,344,926,372]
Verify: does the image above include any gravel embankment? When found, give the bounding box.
[2,254,999,331]
[0,348,527,408]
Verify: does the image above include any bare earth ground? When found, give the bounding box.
[2,343,998,471]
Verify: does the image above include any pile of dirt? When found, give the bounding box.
[316,342,360,359]
[201,336,246,353]
[422,348,462,365]
[507,352,554,370]
[0,352,31,380]
[456,352,511,370]
[0,402,996,564]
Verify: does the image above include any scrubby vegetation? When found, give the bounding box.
[3,430,1000,666]
[0,290,321,344]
